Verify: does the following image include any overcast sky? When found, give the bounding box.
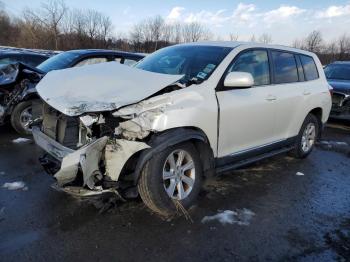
[3,0,350,44]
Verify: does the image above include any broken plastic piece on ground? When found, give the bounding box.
[12,138,31,144]
[202,208,255,226]
[2,181,27,190]
[51,183,125,199]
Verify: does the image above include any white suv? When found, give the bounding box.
[33,42,332,216]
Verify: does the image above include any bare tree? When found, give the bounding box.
[229,33,239,41]
[22,0,67,49]
[172,22,182,43]
[258,33,272,44]
[338,34,350,60]
[304,30,323,53]
[147,15,164,50]
[250,34,256,42]
[182,22,210,42]
[292,38,303,49]
[130,22,144,51]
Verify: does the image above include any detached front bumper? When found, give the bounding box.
[33,126,108,188]
[32,127,150,196]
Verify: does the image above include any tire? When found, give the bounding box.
[10,100,35,135]
[290,114,319,159]
[138,142,203,217]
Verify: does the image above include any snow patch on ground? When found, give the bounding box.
[0,171,5,175]
[2,181,28,191]
[202,209,255,226]
[296,172,305,176]
[12,138,31,144]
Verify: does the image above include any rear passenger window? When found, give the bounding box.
[300,55,319,81]
[123,58,138,66]
[229,50,270,86]
[75,57,108,67]
[271,51,298,84]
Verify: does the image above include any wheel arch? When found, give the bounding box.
[120,126,215,184]
[308,107,323,138]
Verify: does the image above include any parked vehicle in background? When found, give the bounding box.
[0,49,52,67]
[0,49,145,135]
[32,42,332,216]
[36,49,144,73]
[324,61,350,119]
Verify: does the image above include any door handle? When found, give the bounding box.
[265,95,277,101]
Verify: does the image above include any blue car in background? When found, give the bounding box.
[0,49,144,135]
[324,61,350,119]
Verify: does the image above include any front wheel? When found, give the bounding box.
[11,100,36,135]
[138,142,203,216]
[290,114,319,159]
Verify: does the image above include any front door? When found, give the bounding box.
[216,49,278,157]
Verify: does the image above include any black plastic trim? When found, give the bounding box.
[215,136,296,170]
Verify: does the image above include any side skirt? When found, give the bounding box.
[215,137,296,174]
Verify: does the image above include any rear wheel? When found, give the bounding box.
[290,114,319,158]
[11,100,36,135]
[138,142,203,216]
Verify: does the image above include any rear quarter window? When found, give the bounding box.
[300,55,319,81]
[271,51,298,84]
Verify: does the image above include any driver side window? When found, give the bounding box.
[229,50,270,86]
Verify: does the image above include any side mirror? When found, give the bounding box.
[223,72,254,88]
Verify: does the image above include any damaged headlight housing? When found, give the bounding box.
[79,114,99,127]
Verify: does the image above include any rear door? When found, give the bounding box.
[268,50,305,140]
[216,49,278,157]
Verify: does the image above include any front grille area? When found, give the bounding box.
[42,103,79,149]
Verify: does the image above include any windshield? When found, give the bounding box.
[135,45,232,84]
[37,52,80,73]
[324,64,350,81]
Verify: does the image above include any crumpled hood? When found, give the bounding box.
[36,62,183,116]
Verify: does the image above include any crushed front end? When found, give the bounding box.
[0,63,43,125]
[331,91,350,117]
[33,103,150,198]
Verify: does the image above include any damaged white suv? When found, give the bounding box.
[33,42,332,216]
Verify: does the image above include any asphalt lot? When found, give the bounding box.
[0,120,349,262]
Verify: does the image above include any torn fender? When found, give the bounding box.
[105,139,150,181]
